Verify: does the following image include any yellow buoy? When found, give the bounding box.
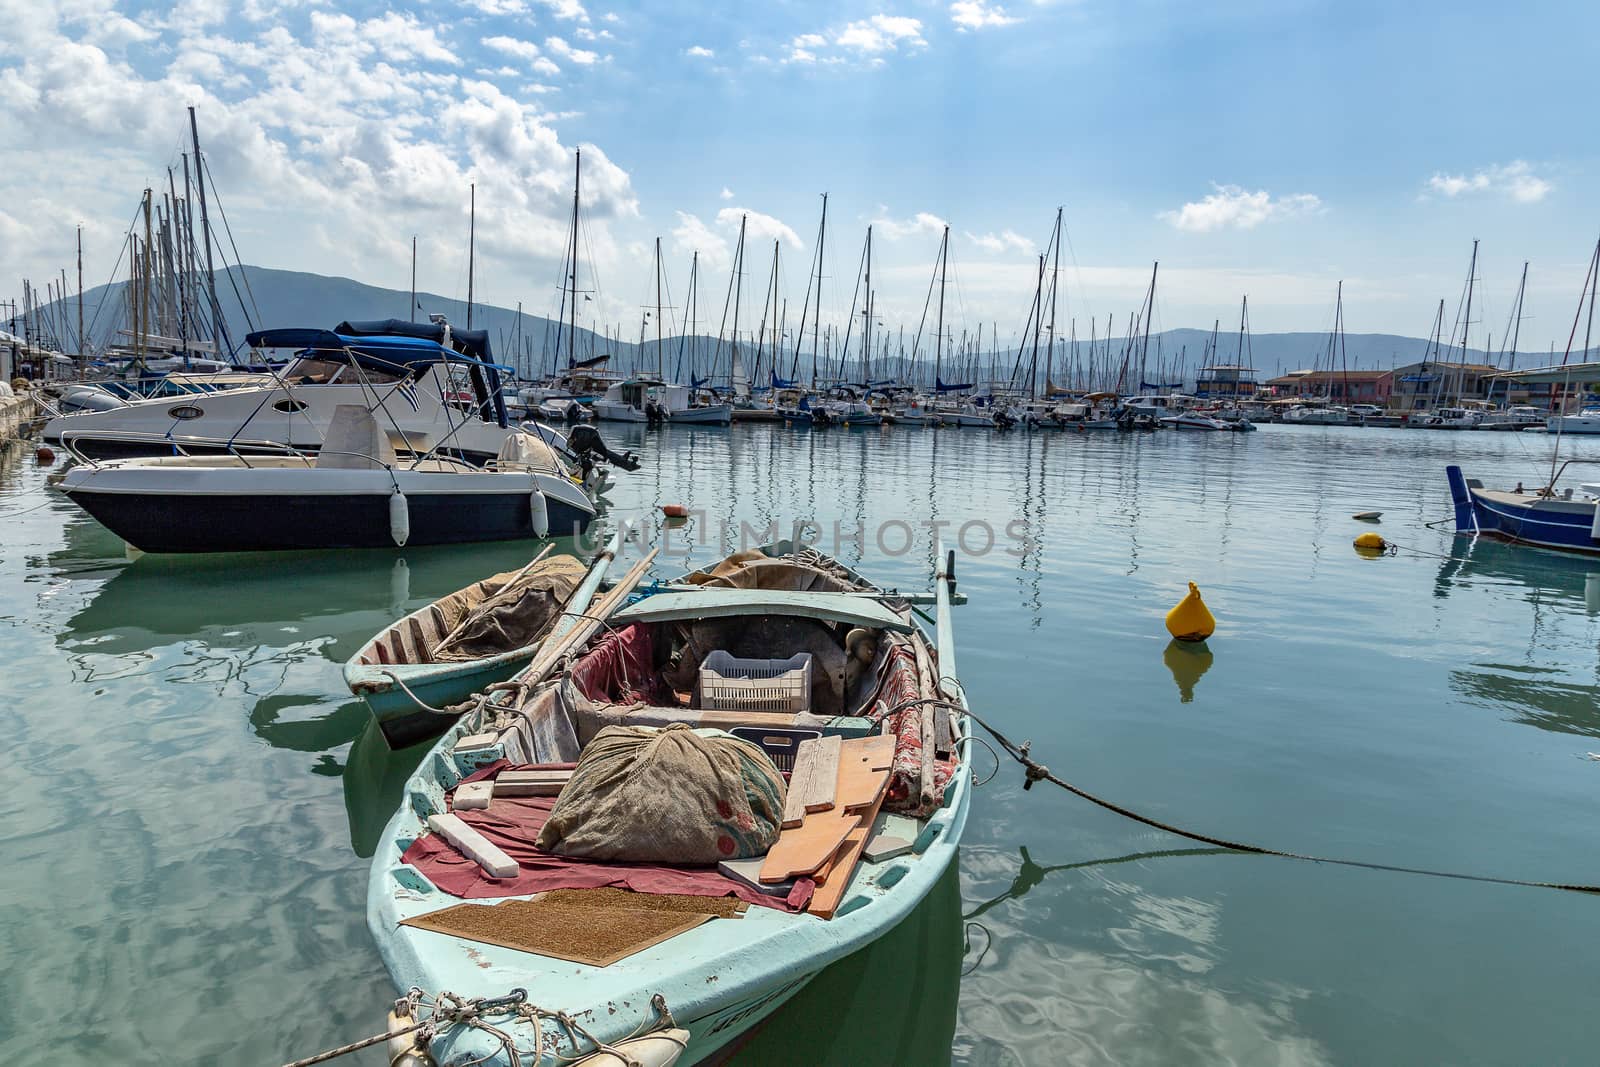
[1165,581,1215,642]
[1353,531,1389,558]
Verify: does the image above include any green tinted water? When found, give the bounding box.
[2,424,1599,1065]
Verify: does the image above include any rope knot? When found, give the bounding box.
[1024,763,1049,790]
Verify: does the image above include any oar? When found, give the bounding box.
[431,545,555,658]
[517,547,660,690]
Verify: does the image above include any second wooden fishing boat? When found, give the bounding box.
[343,532,626,749]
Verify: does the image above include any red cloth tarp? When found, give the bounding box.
[399,761,813,913]
[569,623,660,704]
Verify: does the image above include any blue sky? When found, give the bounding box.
[2,0,1597,360]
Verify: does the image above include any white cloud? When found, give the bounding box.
[717,207,802,251]
[671,211,731,270]
[1426,160,1551,204]
[719,187,734,200]
[873,209,947,241]
[1159,184,1323,233]
[483,35,542,61]
[786,15,925,65]
[546,35,599,65]
[601,11,620,22]
[0,1,640,330]
[685,45,714,58]
[531,56,560,76]
[536,0,590,21]
[950,0,1018,30]
[835,15,924,53]
[965,228,1032,253]
[464,0,529,14]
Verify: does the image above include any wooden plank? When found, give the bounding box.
[834,735,896,813]
[759,812,855,883]
[781,735,840,829]
[807,792,885,919]
[407,617,429,663]
[452,732,500,755]
[426,813,519,878]
[933,703,954,760]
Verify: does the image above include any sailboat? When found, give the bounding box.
[913,228,995,429]
[594,238,732,425]
[1448,235,1600,554]
[1282,285,1351,425]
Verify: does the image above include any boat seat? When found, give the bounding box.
[316,405,396,469]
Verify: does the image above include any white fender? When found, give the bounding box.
[530,487,549,538]
[390,490,411,547]
[386,1008,433,1067]
[570,1028,690,1067]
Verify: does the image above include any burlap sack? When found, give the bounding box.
[536,724,785,863]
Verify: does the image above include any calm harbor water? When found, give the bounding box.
[4,423,1600,1065]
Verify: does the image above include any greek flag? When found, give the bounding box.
[396,381,420,411]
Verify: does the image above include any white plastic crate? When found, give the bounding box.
[696,651,814,714]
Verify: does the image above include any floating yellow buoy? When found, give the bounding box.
[1165,581,1216,642]
[1353,531,1389,558]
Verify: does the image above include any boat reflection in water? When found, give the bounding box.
[705,860,964,1066]
[1435,537,1600,739]
[58,536,582,658]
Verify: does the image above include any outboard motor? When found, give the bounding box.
[644,399,668,426]
[994,408,1018,430]
[566,424,641,473]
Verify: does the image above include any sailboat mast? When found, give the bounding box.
[731,218,745,389]
[76,223,84,361]
[863,225,872,383]
[567,150,580,371]
[1459,239,1478,401]
[188,107,225,357]
[410,236,417,323]
[467,182,476,329]
[1046,207,1061,394]
[935,226,948,387]
[811,192,827,387]
[654,237,664,380]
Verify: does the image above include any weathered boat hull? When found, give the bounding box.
[1448,464,1600,555]
[365,542,973,1066]
[357,655,535,749]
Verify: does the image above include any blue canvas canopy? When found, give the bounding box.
[771,372,796,389]
[334,318,494,363]
[935,377,973,393]
[245,327,510,427]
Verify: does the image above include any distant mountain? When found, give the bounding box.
[23,264,1583,384]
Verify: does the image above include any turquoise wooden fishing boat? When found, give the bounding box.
[345,531,623,749]
[365,540,971,1066]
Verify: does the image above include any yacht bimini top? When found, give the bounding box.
[245,324,513,427]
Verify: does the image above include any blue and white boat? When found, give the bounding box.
[1447,464,1600,555]
[366,540,972,1066]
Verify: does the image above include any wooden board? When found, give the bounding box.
[834,734,896,813]
[426,813,518,879]
[807,790,886,919]
[759,812,855,883]
[781,735,841,828]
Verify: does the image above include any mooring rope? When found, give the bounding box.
[902,697,1600,896]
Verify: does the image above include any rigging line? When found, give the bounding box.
[203,163,261,329]
[904,699,1600,897]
